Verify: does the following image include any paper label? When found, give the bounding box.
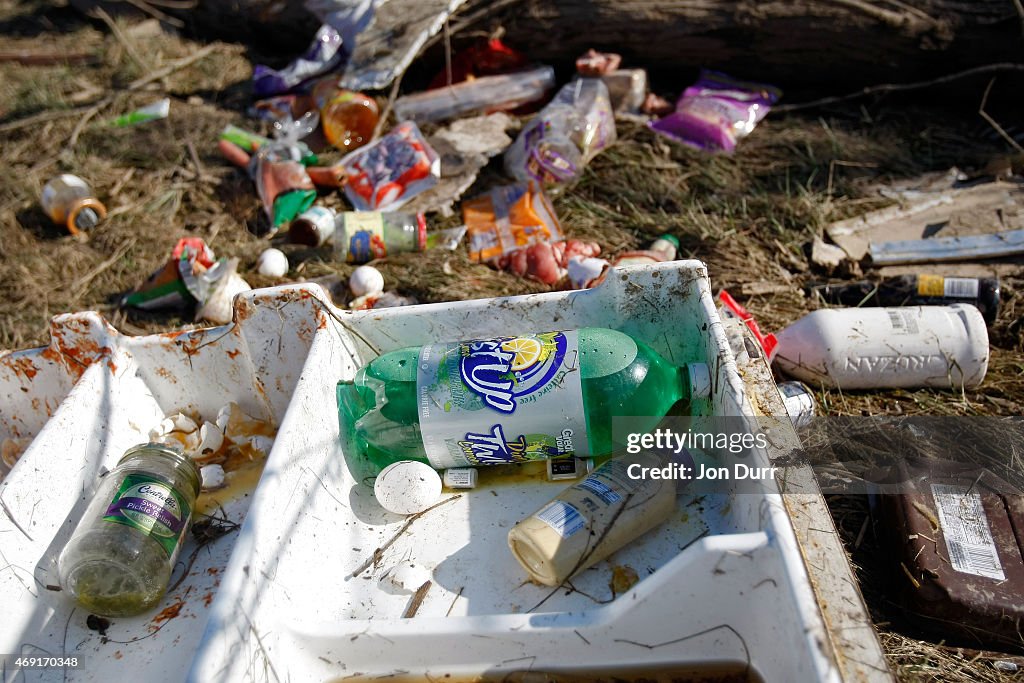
[931,484,1005,581]
[536,501,586,538]
[917,275,979,299]
[342,212,386,263]
[886,309,920,335]
[417,331,589,468]
[917,274,946,298]
[103,474,191,558]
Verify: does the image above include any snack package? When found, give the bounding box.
[339,121,440,211]
[463,183,562,263]
[504,78,616,186]
[122,238,216,310]
[649,71,781,153]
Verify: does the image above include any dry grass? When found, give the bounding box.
[2,1,1024,679]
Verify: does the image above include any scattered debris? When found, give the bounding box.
[826,174,1024,263]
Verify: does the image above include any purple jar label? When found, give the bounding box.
[103,474,191,558]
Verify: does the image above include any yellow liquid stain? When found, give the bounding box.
[327,663,760,683]
[195,458,267,516]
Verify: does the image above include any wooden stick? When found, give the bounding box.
[401,580,432,618]
[71,238,138,295]
[348,496,461,578]
[92,6,149,73]
[0,43,221,137]
[0,50,97,66]
[774,63,1024,114]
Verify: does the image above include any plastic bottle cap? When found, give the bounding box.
[688,362,712,399]
[374,461,442,515]
[75,208,99,231]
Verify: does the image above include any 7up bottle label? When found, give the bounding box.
[417,331,589,468]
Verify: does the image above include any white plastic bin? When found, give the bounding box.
[0,261,841,682]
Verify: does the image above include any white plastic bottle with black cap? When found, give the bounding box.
[772,304,989,390]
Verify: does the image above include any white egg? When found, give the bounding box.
[349,265,384,297]
[373,460,442,515]
[257,248,289,277]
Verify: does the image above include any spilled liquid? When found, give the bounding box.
[195,458,267,516]
[327,663,761,683]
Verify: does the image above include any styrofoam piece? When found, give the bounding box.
[0,262,842,682]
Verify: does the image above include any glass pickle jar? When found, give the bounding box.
[58,443,201,616]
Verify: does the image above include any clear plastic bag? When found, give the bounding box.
[251,112,320,231]
[504,78,616,186]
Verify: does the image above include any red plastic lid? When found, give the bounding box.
[718,289,778,361]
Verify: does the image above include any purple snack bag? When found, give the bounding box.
[649,70,781,153]
[252,1,376,97]
[253,25,346,98]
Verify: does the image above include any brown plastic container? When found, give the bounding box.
[871,457,1024,650]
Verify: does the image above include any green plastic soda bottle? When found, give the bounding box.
[337,328,709,477]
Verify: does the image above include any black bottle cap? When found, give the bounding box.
[978,277,1000,325]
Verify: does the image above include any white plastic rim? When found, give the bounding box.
[373,460,443,515]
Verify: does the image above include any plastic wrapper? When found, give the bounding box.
[252,1,375,97]
[250,113,319,231]
[122,238,246,314]
[338,121,440,211]
[393,66,555,124]
[504,78,616,186]
[601,70,647,114]
[253,25,347,98]
[649,71,781,153]
[462,183,562,263]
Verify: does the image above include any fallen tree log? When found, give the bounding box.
[71,0,1023,92]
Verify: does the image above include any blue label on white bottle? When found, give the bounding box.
[417,331,590,468]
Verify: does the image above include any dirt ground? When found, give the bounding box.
[2,0,1024,680]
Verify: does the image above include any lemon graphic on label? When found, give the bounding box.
[502,337,543,371]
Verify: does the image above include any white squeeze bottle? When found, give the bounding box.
[772,304,988,390]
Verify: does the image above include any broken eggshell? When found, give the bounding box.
[193,421,227,465]
[200,463,226,491]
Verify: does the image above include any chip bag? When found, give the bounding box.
[463,183,562,263]
[649,70,781,153]
[339,121,440,211]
